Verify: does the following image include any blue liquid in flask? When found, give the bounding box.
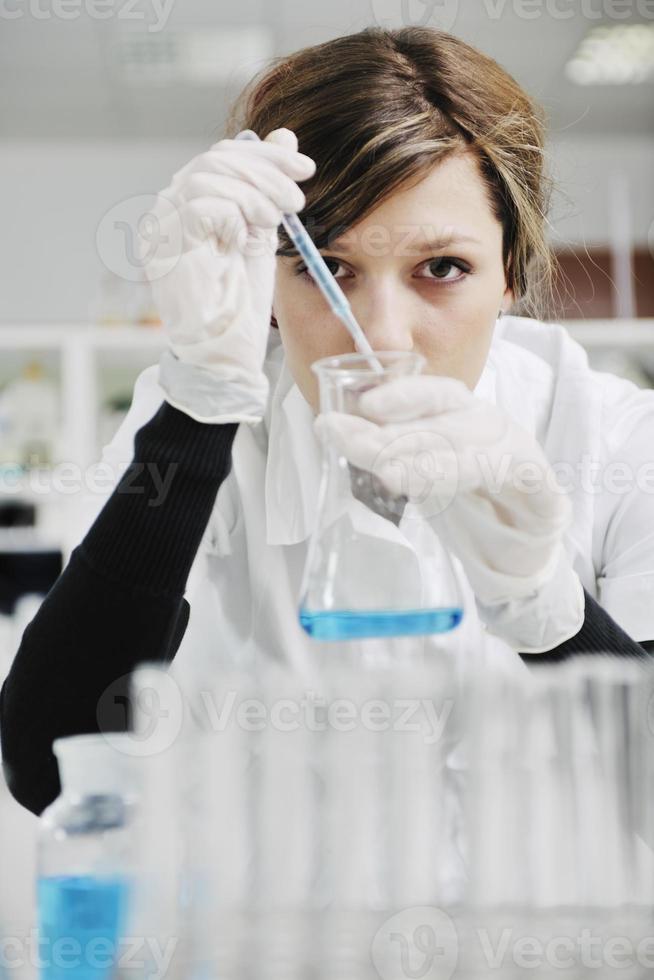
[299,606,463,641]
[37,874,130,980]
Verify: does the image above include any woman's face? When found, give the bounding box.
[272,149,513,412]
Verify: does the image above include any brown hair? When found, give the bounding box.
[225,26,556,320]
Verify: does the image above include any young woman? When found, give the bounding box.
[2,26,653,817]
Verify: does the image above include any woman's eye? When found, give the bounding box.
[418,258,470,282]
[294,256,470,285]
[296,258,347,282]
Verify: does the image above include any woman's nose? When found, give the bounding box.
[351,292,415,352]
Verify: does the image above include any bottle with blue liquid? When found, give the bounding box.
[37,734,137,980]
[299,351,465,642]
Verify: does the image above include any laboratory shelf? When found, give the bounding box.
[0,324,165,557]
[562,318,654,349]
[0,323,165,469]
[0,323,164,349]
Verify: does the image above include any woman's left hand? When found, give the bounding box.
[314,374,585,653]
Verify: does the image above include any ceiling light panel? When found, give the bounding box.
[566,23,654,85]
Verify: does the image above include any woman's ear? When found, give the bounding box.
[500,283,514,315]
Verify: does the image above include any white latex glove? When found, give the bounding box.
[314,374,585,654]
[137,129,316,423]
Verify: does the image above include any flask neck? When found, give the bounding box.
[54,734,137,799]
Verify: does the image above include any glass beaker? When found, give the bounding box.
[298,351,465,641]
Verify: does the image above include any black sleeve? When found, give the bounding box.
[0,400,237,816]
[518,588,654,664]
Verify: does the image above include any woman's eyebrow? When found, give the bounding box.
[325,231,482,254]
[413,233,482,249]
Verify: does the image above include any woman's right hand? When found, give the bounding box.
[137,128,316,423]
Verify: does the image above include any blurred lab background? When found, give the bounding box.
[0,0,653,957]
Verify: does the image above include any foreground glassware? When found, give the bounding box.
[465,655,654,910]
[459,655,654,979]
[127,652,654,979]
[298,351,465,641]
[36,734,138,980]
[129,657,457,980]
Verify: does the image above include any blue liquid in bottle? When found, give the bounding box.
[299,606,463,641]
[37,874,130,980]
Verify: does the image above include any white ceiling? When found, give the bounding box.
[1,0,653,140]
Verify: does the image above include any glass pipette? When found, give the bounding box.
[235,129,383,373]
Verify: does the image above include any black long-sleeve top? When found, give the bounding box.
[0,401,651,816]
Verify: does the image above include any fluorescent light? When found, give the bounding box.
[113,28,274,86]
[565,23,654,85]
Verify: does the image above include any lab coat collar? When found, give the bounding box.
[263,326,500,547]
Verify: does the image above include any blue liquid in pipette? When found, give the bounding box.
[37,874,130,980]
[299,606,463,640]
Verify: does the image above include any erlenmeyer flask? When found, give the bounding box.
[298,351,465,641]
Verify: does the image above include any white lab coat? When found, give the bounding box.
[91,312,654,902]
[97,314,654,677]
